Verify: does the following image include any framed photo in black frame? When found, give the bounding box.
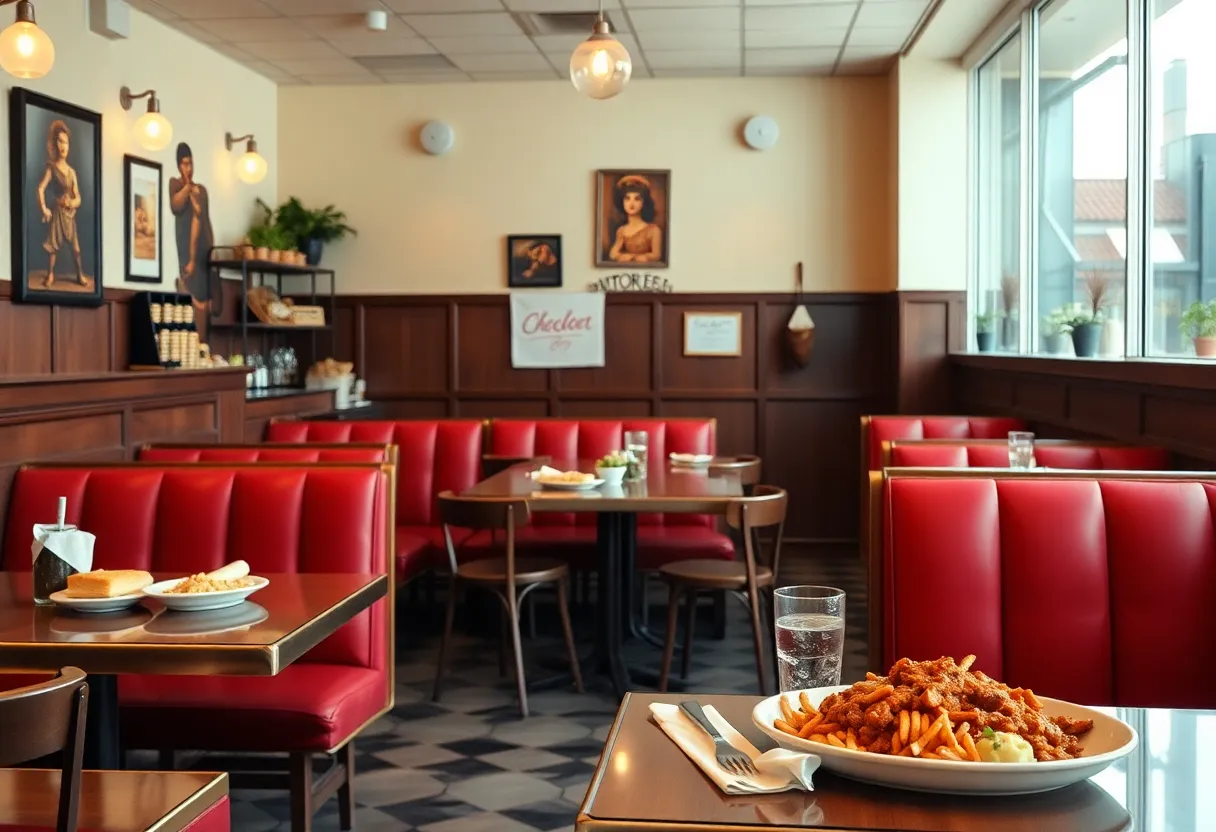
[124,154,162,284]
[507,234,562,288]
[9,87,104,306]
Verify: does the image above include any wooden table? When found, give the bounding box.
[463,461,743,696]
[578,692,1206,832]
[0,572,387,771]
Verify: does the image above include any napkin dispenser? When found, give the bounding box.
[31,496,95,605]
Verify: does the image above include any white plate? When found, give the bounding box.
[752,685,1137,795]
[142,602,269,636]
[536,478,605,491]
[49,589,145,614]
[670,453,714,466]
[142,576,270,611]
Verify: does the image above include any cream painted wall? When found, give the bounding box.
[278,77,892,295]
[0,0,276,290]
[893,57,970,291]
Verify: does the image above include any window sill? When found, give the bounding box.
[951,352,1216,391]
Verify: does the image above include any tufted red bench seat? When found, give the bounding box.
[140,442,396,465]
[486,418,734,567]
[883,439,1171,470]
[869,468,1216,709]
[1,462,393,830]
[265,420,484,583]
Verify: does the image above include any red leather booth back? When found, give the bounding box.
[2,466,389,671]
[866,416,1026,471]
[883,475,1216,708]
[265,420,483,526]
[140,446,390,463]
[487,418,716,527]
[889,442,1171,470]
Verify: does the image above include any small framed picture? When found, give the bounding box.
[124,154,162,284]
[683,311,743,357]
[596,169,670,268]
[507,234,562,288]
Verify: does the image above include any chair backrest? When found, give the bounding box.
[726,485,786,577]
[884,439,1171,471]
[436,492,530,578]
[712,455,762,488]
[139,442,396,464]
[0,667,88,832]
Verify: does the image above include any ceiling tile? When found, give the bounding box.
[165,20,224,44]
[295,13,416,37]
[503,0,620,9]
[626,7,741,31]
[470,70,563,81]
[645,49,741,69]
[533,33,640,56]
[299,73,384,84]
[625,0,736,6]
[242,40,345,60]
[637,30,741,51]
[156,0,279,20]
[128,0,179,21]
[329,36,437,56]
[378,71,471,82]
[446,52,554,72]
[846,26,913,48]
[210,43,258,62]
[745,27,848,49]
[401,12,523,37]
[384,0,501,10]
[745,4,858,30]
[271,57,369,74]
[745,64,832,77]
[836,55,896,75]
[243,60,302,81]
[841,45,898,61]
[195,17,316,42]
[649,67,741,78]
[427,35,541,54]
[264,0,388,13]
[745,46,839,69]
[854,0,929,28]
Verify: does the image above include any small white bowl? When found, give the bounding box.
[595,466,627,485]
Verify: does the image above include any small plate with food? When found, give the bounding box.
[670,452,714,467]
[530,466,604,491]
[50,569,155,614]
[752,655,1137,795]
[143,561,268,612]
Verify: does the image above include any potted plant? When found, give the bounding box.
[975,312,1000,352]
[595,451,629,485]
[247,225,273,261]
[261,197,356,266]
[1180,299,1216,357]
[1042,303,1081,354]
[1068,271,1113,358]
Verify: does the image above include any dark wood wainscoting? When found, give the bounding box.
[896,291,966,413]
[951,355,1216,467]
[325,292,897,541]
[0,281,132,375]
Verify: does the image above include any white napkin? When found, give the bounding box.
[31,524,95,574]
[649,703,819,794]
[529,465,563,480]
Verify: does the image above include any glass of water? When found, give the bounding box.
[1008,431,1036,469]
[773,586,845,692]
[624,430,648,479]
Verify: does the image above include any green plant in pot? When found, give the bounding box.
[1069,271,1113,358]
[262,197,356,266]
[1180,299,1216,357]
[1042,303,1081,354]
[975,311,1000,352]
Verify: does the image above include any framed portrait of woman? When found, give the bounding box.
[595,169,670,268]
[8,87,104,307]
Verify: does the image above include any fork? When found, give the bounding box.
[679,700,760,778]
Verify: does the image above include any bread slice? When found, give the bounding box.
[66,569,154,598]
[206,560,250,582]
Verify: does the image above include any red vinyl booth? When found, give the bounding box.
[870,469,1216,709]
[885,439,1171,470]
[861,415,1028,474]
[1,463,393,828]
[140,443,395,464]
[485,418,734,568]
[265,420,484,581]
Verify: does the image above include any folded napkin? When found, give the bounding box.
[32,523,95,574]
[530,465,563,480]
[649,703,820,794]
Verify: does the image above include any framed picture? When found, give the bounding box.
[9,88,103,307]
[683,311,743,357]
[124,155,162,284]
[596,169,670,268]
[507,234,563,288]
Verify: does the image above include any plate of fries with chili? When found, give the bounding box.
[751,655,1137,795]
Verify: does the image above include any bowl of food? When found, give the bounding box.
[530,465,604,491]
[752,655,1137,795]
[142,560,268,612]
[50,569,155,614]
[595,452,629,485]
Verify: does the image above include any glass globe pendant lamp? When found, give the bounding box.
[0,0,53,79]
[121,87,173,152]
[569,2,631,100]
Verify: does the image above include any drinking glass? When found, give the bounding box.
[624,430,648,479]
[1008,431,1036,469]
[773,586,845,692]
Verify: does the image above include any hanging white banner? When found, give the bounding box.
[509,292,606,369]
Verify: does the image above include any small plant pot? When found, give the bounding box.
[1195,337,1216,358]
[1043,332,1069,354]
[976,331,995,352]
[270,250,285,263]
[1071,323,1102,357]
[595,466,627,485]
[304,237,324,266]
[241,245,254,260]
[254,246,270,261]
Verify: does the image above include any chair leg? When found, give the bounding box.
[657,583,682,693]
[432,577,459,702]
[289,751,313,832]
[746,580,769,696]
[506,587,529,717]
[681,590,696,680]
[527,593,537,639]
[555,578,584,693]
[498,605,509,677]
[712,590,727,639]
[337,741,355,831]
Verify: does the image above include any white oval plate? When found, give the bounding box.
[536,478,605,491]
[49,590,144,614]
[142,576,269,611]
[670,453,714,466]
[752,685,1137,795]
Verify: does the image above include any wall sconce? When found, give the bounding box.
[225,132,267,185]
[120,87,172,152]
[0,0,53,79]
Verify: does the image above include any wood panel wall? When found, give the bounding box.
[326,292,897,541]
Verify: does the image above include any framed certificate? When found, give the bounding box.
[683,311,742,357]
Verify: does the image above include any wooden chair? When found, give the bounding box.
[709,455,762,493]
[0,668,88,832]
[432,493,583,717]
[657,486,787,695]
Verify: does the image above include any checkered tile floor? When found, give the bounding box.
[229,551,866,832]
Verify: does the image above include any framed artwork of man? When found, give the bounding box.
[169,141,218,321]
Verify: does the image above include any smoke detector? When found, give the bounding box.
[367,10,388,32]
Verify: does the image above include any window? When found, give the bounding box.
[1035,0,1127,357]
[1146,0,1215,357]
[975,37,1022,353]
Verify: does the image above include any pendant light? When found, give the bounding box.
[0,0,53,79]
[569,0,631,100]
[225,132,268,184]
[121,87,173,152]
